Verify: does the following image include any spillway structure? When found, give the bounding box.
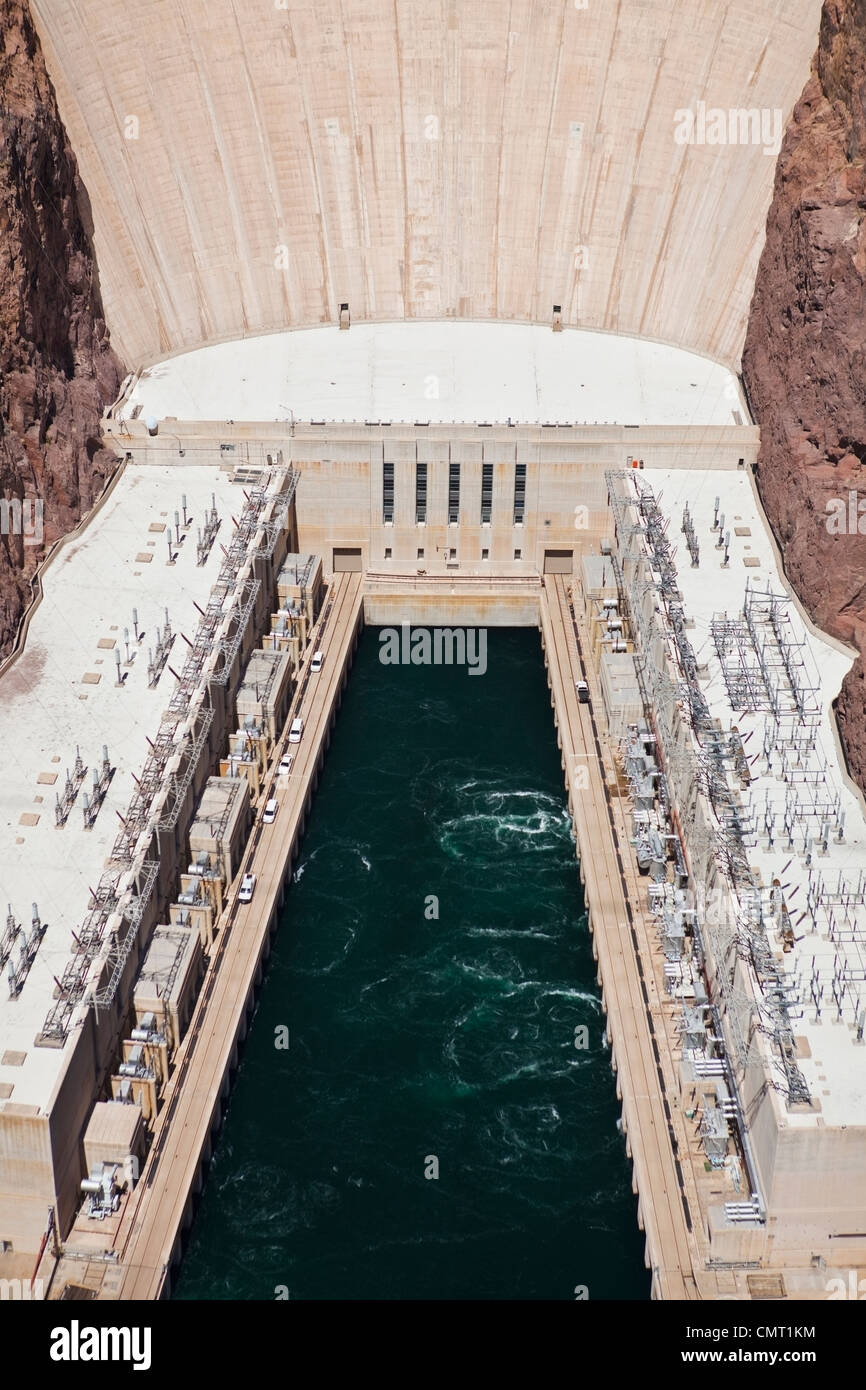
[1,0,861,1301]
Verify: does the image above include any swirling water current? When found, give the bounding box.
[174,628,649,1300]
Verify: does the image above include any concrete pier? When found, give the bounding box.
[42,573,363,1299]
[540,576,703,1299]
[119,573,363,1298]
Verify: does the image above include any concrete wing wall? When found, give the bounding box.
[31,0,822,369]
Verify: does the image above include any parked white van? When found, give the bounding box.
[288,717,304,743]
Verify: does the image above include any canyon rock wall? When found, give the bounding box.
[743,0,866,791]
[0,0,122,657]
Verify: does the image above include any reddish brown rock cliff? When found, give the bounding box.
[0,0,122,656]
[743,0,866,791]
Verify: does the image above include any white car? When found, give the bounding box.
[310,650,324,673]
[278,754,294,776]
[238,873,256,904]
[288,717,304,743]
[263,798,278,824]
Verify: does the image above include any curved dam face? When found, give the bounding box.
[31,0,822,370]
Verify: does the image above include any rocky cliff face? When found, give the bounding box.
[742,0,866,791]
[0,0,122,656]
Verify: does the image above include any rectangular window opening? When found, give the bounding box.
[383,461,394,525]
[415,461,427,524]
[448,462,460,525]
[481,462,493,525]
[513,463,526,526]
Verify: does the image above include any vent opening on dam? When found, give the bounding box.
[174,627,649,1300]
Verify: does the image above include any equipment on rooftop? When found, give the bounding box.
[81,1164,122,1220]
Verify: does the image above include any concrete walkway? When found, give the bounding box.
[540,575,703,1300]
[53,572,364,1300]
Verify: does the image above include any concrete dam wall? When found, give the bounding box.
[31,0,822,369]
